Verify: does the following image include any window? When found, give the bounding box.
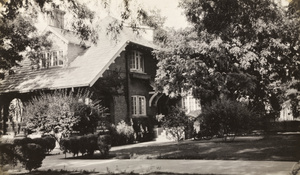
[182,95,201,113]
[39,51,64,68]
[130,50,144,72]
[131,96,146,116]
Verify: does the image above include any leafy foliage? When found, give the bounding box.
[24,90,106,139]
[200,98,255,141]
[160,106,190,141]
[97,135,111,157]
[0,137,48,172]
[0,0,94,74]
[115,120,135,145]
[155,0,300,119]
[60,133,111,157]
[0,0,164,75]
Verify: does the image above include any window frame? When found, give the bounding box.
[182,95,201,113]
[130,50,144,73]
[131,95,146,116]
[39,50,64,69]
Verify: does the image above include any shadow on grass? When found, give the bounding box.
[109,134,300,161]
[55,134,300,161]
[15,169,226,175]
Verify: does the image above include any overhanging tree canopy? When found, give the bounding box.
[0,0,164,76]
[155,0,300,117]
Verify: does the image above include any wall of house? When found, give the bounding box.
[126,46,157,119]
[143,51,157,81]
[278,103,294,121]
[92,51,128,125]
[91,45,157,127]
[47,32,86,67]
[48,32,68,56]
[67,43,86,65]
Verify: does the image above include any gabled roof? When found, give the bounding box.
[0,16,155,94]
[47,26,87,46]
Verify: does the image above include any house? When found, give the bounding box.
[0,10,161,138]
[278,101,300,121]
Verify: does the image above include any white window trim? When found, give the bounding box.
[39,50,64,68]
[182,95,201,113]
[130,50,144,73]
[131,95,146,116]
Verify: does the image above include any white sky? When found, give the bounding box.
[136,0,188,29]
[136,0,289,29]
[35,0,290,31]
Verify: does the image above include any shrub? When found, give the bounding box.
[60,133,102,157]
[1,138,46,172]
[32,138,47,153]
[160,106,191,141]
[69,137,80,157]
[42,136,56,153]
[78,136,88,155]
[132,117,155,142]
[106,125,119,146]
[116,120,134,145]
[0,143,17,167]
[86,134,98,156]
[201,98,255,141]
[97,135,111,157]
[19,143,45,171]
[24,90,106,140]
[59,138,71,156]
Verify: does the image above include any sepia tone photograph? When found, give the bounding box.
[0,0,299,174]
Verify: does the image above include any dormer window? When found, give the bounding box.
[130,50,144,73]
[39,51,64,68]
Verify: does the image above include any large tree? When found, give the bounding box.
[155,0,300,119]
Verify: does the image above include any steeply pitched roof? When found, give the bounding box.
[47,26,87,46]
[0,16,155,94]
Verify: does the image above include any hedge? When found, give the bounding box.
[60,134,111,157]
[0,136,55,172]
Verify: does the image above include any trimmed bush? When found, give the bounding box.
[44,136,56,153]
[32,138,47,153]
[60,133,110,157]
[0,143,17,167]
[19,143,45,171]
[69,137,80,157]
[1,137,46,172]
[59,138,70,156]
[98,135,111,157]
[78,136,88,155]
[86,134,98,156]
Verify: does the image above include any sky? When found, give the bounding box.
[34,0,290,32]
[82,0,189,29]
[107,0,289,29]
[136,0,289,29]
[135,0,189,29]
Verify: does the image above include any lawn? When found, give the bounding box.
[108,134,300,161]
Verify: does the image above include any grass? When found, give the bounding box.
[13,169,221,175]
[107,134,300,161]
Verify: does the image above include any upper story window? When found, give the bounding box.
[39,51,64,68]
[130,50,144,73]
[131,95,146,116]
